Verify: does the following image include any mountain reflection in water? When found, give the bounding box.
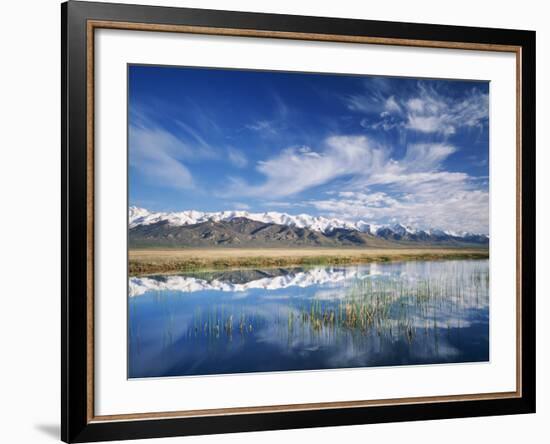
[128,260,489,378]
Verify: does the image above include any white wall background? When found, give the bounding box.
[0,1,546,443]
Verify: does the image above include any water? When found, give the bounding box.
[128,259,489,378]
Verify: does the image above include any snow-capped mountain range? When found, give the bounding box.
[129,206,488,242]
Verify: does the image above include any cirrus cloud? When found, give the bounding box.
[306,140,488,233]
[129,124,195,189]
[345,80,488,137]
[226,134,488,233]
[227,136,387,198]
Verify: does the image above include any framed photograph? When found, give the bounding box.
[61,1,535,442]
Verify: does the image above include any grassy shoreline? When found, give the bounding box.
[129,247,489,276]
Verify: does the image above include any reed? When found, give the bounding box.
[180,264,489,346]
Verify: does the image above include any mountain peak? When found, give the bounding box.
[128,207,488,243]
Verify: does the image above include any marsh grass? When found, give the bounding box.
[181,264,489,346]
[129,248,489,275]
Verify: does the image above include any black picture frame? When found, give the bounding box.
[62,1,536,442]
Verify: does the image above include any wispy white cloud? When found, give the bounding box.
[360,116,403,132]
[245,120,278,134]
[345,81,488,136]
[129,124,194,189]
[130,108,251,189]
[332,81,489,231]
[402,143,457,170]
[228,136,386,198]
[176,120,215,153]
[404,84,488,135]
[224,131,486,232]
[310,186,488,234]
[272,92,290,119]
[344,90,386,114]
[407,115,451,134]
[384,95,402,114]
[244,93,291,136]
[227,147,248,168]
[305,141,488,233]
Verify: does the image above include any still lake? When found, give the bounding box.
[128,259,489,378]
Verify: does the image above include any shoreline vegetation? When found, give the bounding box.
[129,247,489,276]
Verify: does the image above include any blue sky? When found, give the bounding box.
[129,65,489,233]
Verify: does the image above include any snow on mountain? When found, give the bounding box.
[129,206,488,241]
[129,206,360,233]
[390,224,419,236]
